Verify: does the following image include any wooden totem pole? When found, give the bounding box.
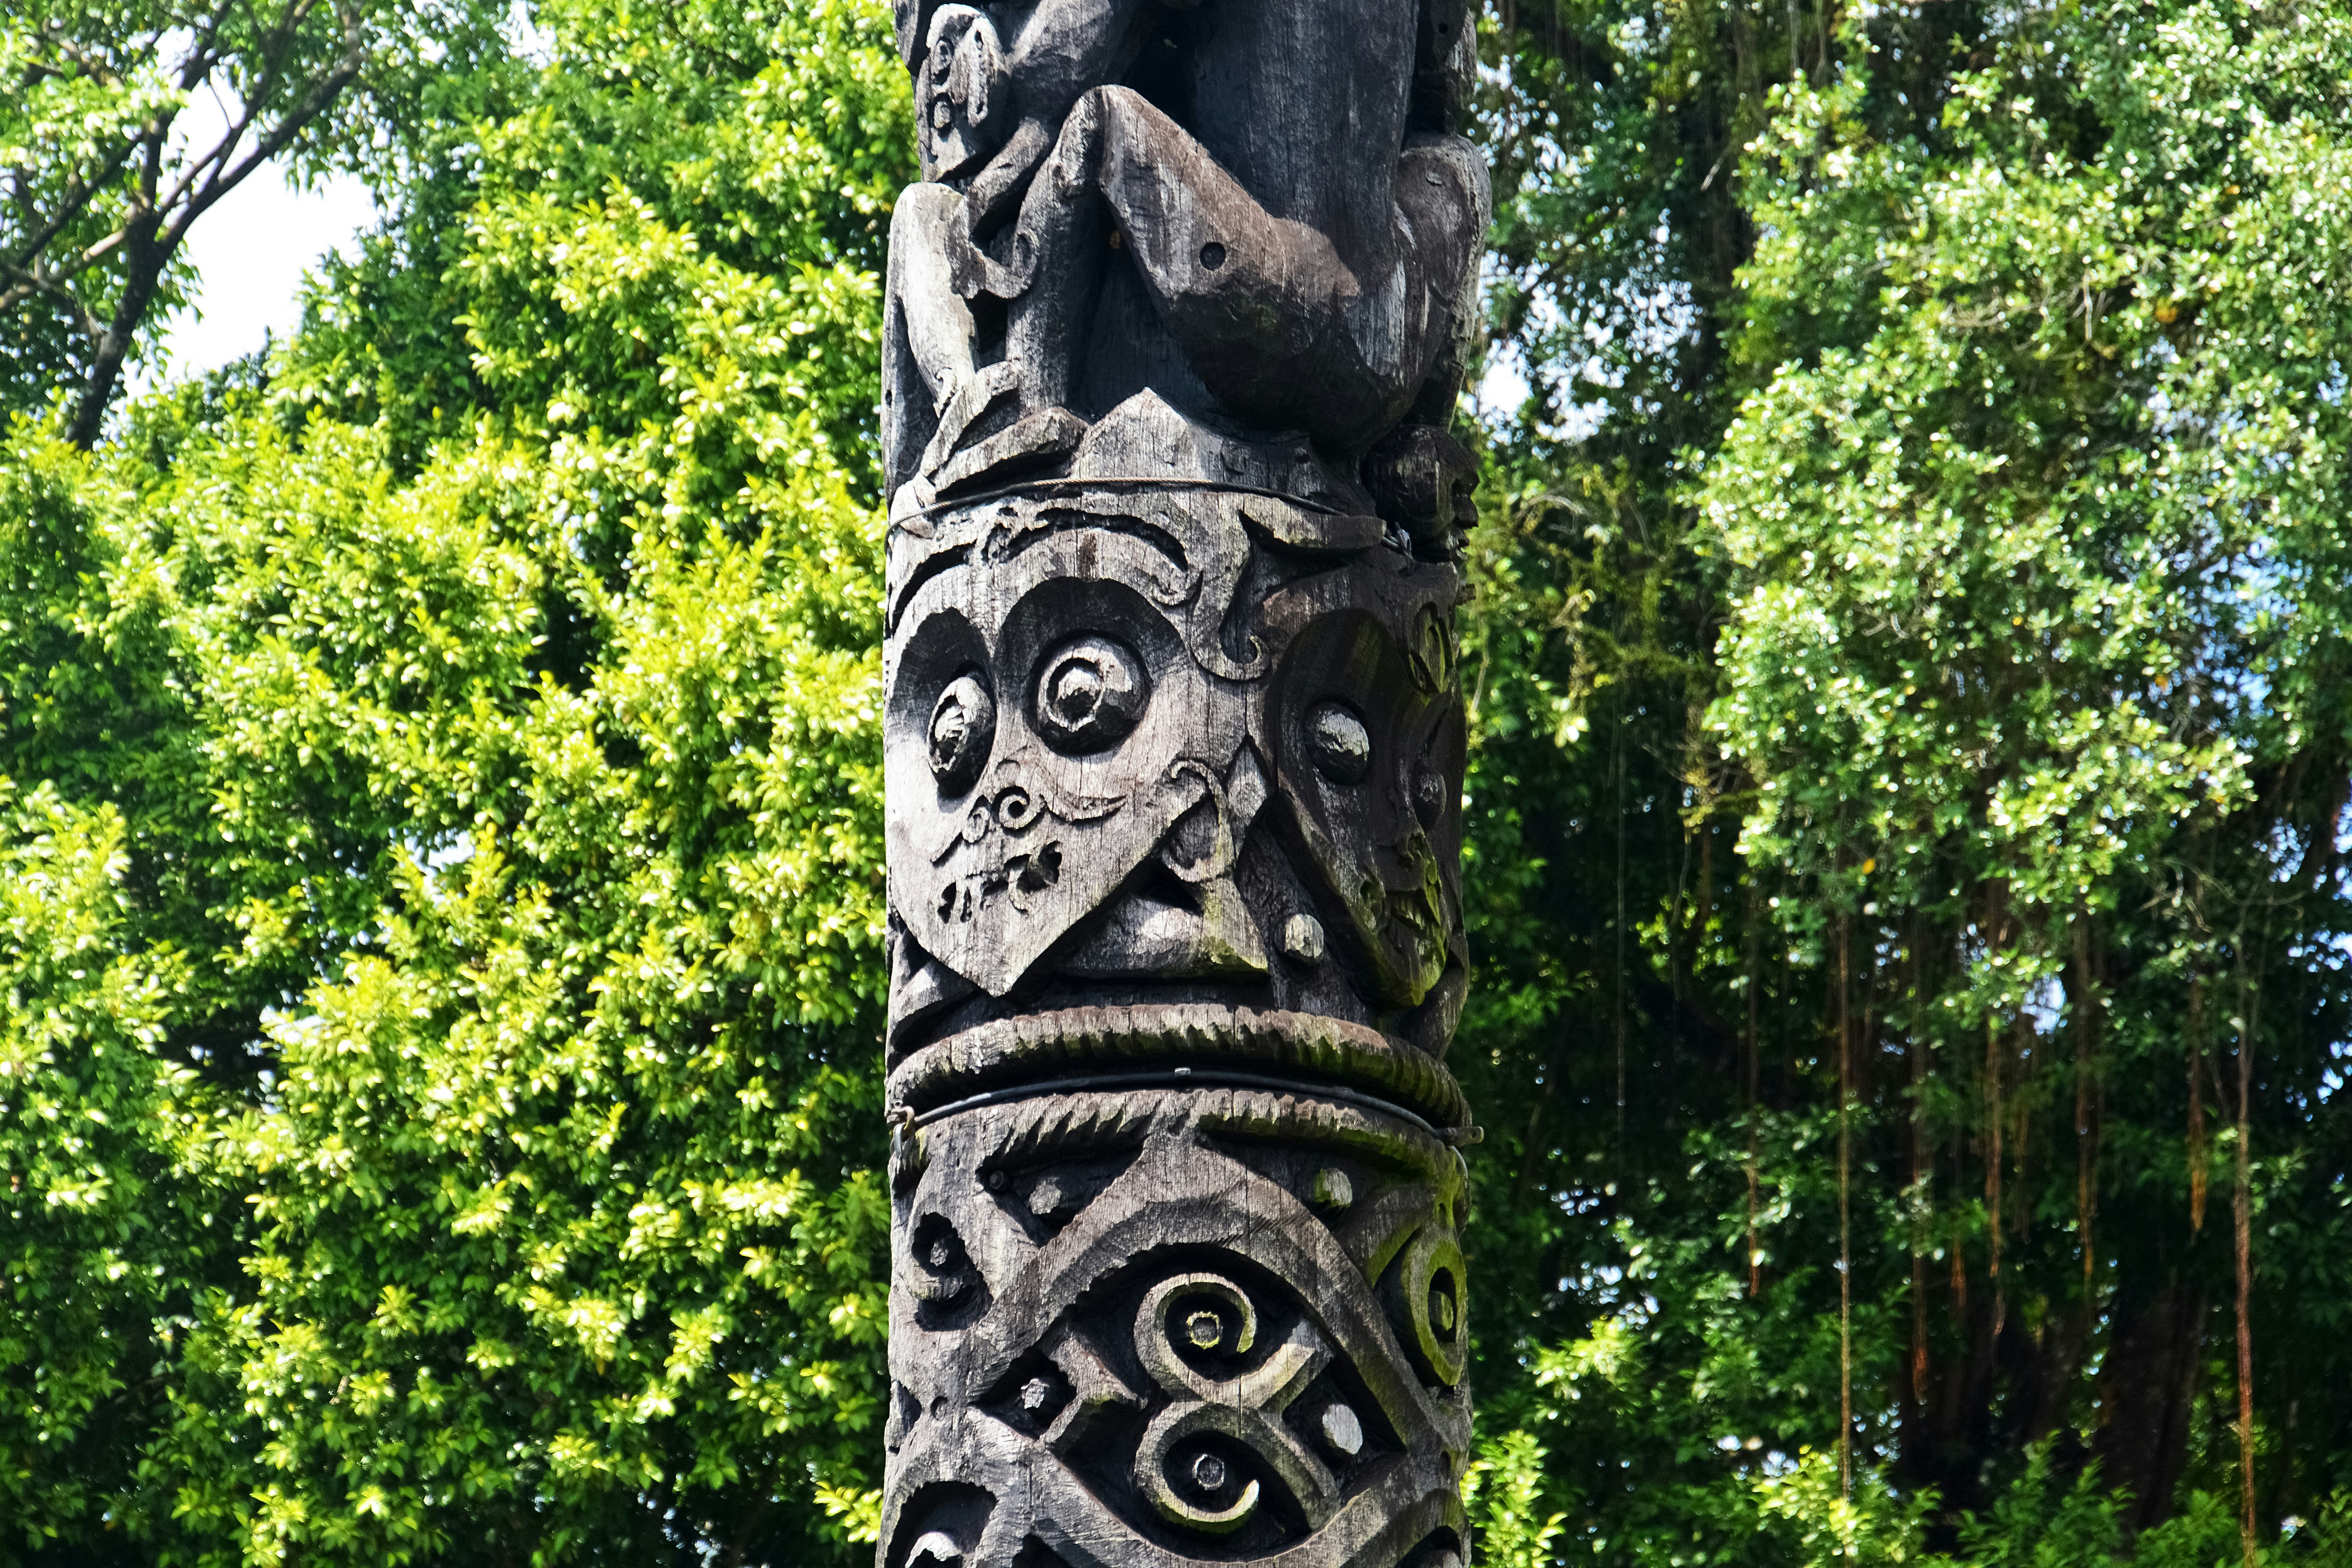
[879,0,1488,1563]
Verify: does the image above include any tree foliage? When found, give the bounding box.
[2,0,904,1561]
[1460,0,2352,1563]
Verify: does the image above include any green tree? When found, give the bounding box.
[0,772,228,1561]
[1462,0,2352,1563]
[0,0,908,1560]
[1,0,512,443]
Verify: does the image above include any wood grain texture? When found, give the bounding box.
[881,2,1486,1561]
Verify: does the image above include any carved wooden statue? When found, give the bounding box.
[879,0,1487,1561]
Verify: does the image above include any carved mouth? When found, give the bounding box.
[936,837,1065,923]
[1380,894,1442,975]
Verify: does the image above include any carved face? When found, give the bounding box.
[1265,570,1465,1011]
[886,525,1246,997]
[916,4,1007,181]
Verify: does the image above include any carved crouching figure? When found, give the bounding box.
[884,0,1487,535]
[880,2,1488,1564]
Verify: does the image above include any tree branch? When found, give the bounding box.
[60,0,374,445]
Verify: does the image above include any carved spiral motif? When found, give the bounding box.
[1033,632,1149,753]
[878,1089,1473,1568]
[1132,1273,1340,1535]
[1391,1223,1468,1388]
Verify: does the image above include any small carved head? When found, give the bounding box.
[1269,584,1465,1014]
[917,5,1008,180]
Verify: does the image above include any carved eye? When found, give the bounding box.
[1413,760,1449,828]
[1304,699,1372,784]
[911,1213,972,1290]
[1408,603,1454,694]
[1033,634,1148,752]
[929,672,995,794]
[1428,1271,1460,1338]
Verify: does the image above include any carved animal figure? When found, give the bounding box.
[882,0,1486,529]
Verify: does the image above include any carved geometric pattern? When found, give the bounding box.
[882,1090,1470,1568]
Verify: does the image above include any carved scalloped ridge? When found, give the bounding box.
[1188,1087,1460,1186]
[886,1004,1472,1129]
[906,1085,1459,1186]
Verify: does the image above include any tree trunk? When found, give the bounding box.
[875,3,1490,1563]
[2092,1280,2207,1533]
[65,216,169,449]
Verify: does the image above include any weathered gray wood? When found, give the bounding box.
[881,3,1486,1562]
